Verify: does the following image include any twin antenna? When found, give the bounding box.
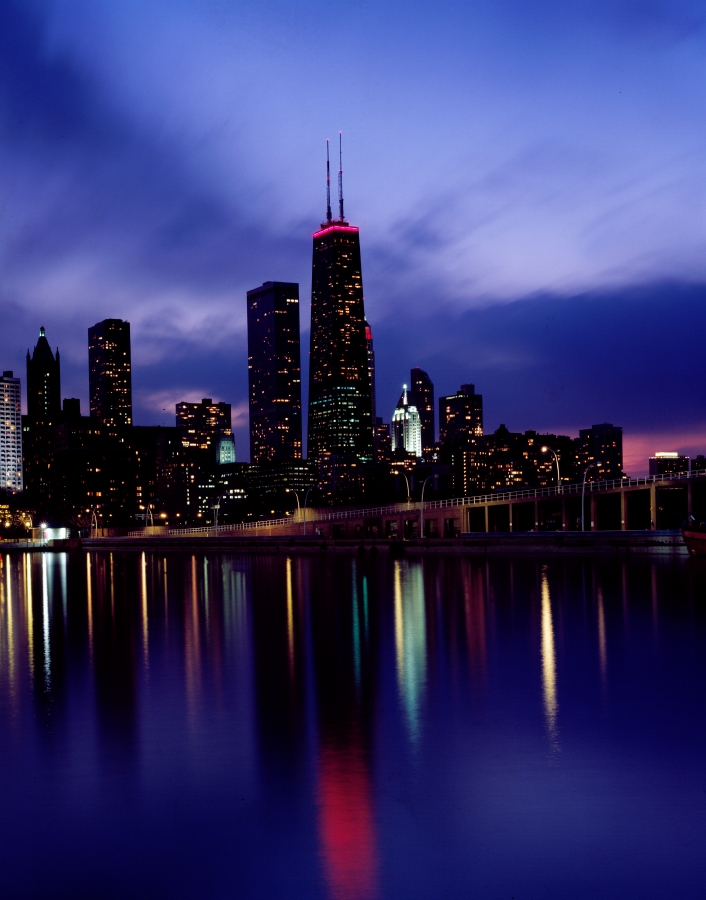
[325,133,344,223]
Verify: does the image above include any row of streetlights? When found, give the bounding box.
[541,446,603,532]
[206,453,603,536]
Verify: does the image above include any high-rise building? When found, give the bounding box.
[176,398,233,456]
[391,386,422,457]
[26,326,61,427]
[365,319,377,427]
[410,367,434,455]
[307,139,373,466]
[649,452,689,477]
[439,384,483,442]
[88,318,133,427]
[0,371,23,492]
[246,281,302,463]
[579,423,623,480]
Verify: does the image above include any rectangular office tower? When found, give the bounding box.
[88,318,133,427]
[307,145,373,465]
[177,398,235,464]
[410,367,435,455]
[0,371,23,492]
[439,384,483,442]
[247,281,302,463]
[579,423,623,480]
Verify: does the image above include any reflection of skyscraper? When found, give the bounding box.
[88,318,133,427]
[307,140,373,467]
[410,367,434,456]
[26,326,61,427]
[247,281,302,463]
[393,560,427,746]
[0,371,23,492]
[311,557,379,900]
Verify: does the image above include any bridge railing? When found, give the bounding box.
[126,468,706,537]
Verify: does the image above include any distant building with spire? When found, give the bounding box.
[26,326,61,427]
[392,385,422,457]
[307,136,373,477]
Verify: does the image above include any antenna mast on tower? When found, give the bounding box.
[326,139,332,223]
[338,132,344,221]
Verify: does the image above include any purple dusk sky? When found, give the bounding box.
[2,0,706,473]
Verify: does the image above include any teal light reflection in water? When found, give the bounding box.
[0,552,703,899]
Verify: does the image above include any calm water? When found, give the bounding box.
[0,551,705,898]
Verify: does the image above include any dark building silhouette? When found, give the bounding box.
[649,452,689,477]
[176,398,235,463]
[579,423,623,480]
[439,384,483,442]
[410,367,434,455]
[307,140,373,472]
[365,320,377,428]
[246,281,302,463]
[88,319,132,427]
[26,326,61,427]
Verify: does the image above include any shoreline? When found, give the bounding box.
[0,530,689,555]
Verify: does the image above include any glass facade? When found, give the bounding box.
[88,318,133,427]
[247,281,302,463]
[307,224,373,464]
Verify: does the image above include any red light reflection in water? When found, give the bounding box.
[317,739,378,900]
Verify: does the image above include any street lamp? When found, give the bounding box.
[399,471,411,504]
[419,474,436,539]
[581,462,601,532]
[541,446,561,494]
[211,495,226,529]
[302,486,314,536]
[286,488,301,530]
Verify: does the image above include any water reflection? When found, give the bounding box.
[540,565,559,752]
[0,552,703,899]
[393,561,427,747]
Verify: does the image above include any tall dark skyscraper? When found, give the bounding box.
[439,384,483,442]
[247,281,302,463]
[26,326,61,427]
[410,367,434,455]
[88,319,133,427]
[579,423,623,480]
[307,138,373,464]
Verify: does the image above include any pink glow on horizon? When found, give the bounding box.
[623,430,706,477]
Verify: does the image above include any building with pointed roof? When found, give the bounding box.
[391,385,422,457]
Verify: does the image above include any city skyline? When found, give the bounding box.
[2,1,706,472]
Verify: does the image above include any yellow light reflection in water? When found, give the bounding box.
[42,554,50,692]
[24,555,33,683]
[597,587,607,690]
[393,561,427,748]
[185,555,201,726]
[141,552,149,672]
[286,557,295,679]
[86,554,94,666]
[3,557,17,713]
[540,566,559,753]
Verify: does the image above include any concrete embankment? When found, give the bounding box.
[55,530,694,555]
[0,531,688,555]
